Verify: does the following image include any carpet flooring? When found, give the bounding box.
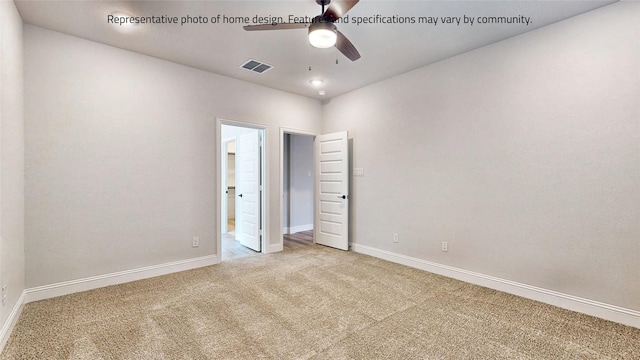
[2,241,638,359]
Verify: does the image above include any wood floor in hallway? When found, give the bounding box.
[222,228,313,261]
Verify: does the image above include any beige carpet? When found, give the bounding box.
[2,243,638,359]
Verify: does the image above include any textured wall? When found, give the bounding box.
[323,2,640,310]
[24,25,321,287]
[0,0,25,328]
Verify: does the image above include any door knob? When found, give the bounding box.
[338,195,347,199]
[238,194,243,198]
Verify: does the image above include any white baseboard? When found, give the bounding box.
[24,255,219,303]
[352,244,640,329]
[290,224,313,234]
[0,290,26,353]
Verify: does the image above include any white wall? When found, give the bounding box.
[0,0,25,338]
[24,25,321,287]
[323,2,639,311]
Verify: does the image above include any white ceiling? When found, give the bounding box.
[15,0,617,99]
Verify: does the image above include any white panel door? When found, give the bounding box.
[314,131,349,250]
[235,131,261,252]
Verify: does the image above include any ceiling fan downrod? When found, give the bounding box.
[317,0,330,13]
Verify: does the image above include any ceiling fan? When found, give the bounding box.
[243,0,361,61]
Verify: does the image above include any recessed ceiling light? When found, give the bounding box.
[309,79,324,87]
[318,90,327,96]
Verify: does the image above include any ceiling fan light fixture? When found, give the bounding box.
[308,22,337,48]
[309,79,324,87]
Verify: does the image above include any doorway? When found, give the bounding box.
[283,133,315,237]
[220,123,266,261]
[282,129,351,252]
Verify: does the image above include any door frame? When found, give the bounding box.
[220,138,235,234]
[217,118,268,260]
[279,127,320,248]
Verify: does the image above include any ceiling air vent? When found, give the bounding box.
[240,59,273,74]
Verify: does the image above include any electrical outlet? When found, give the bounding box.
[393,233,399,243]
[441,241,448,252]
[192,237,200,248]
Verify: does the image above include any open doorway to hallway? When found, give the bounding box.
[283,133,315,243]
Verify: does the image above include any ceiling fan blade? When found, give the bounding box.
[335,30,361,61]
[243,23,309,31]
[323,0,359,22]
